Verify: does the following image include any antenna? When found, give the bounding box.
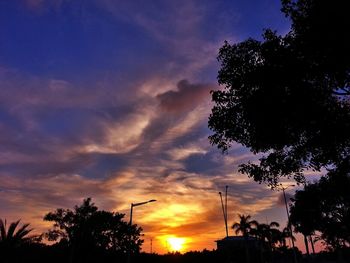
[219,190,229,237]
[225,185,228,234]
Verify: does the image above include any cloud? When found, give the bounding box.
[0,173,110,232]
[81,110,153,154]
[157,79,213,113]
[167,144,207,161]
[94,0,224,80]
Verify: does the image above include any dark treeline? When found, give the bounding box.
[2,238,350,263]
[0,198,140,263]
[290,168,350,253]
[1,196,349,263]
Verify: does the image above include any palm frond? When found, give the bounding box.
[0,219,7,241]
[7,220,21,239]
[0,218,34,246]
[14,223,33,240]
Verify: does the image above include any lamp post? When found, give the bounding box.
[127,199,156,263]
[129,199,156,225]
[280,184,297,263]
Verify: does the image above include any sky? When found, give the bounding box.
[0,0,314,254]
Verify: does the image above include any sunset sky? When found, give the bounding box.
[0,0,315,254]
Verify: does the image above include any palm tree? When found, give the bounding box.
[250,221,280,247]
[250,222,267,263]
[264,221,280,250]
[280,226,295,248]
[232,214,256,237]
[250,221,281,262]
[0,219,34,263]
[232,214,257,263]
[0,219,33,256]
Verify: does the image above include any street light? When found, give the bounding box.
[280,184,297,263]
[129,199,157,225]
[127,199,156,263]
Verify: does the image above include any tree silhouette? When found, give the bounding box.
[289,183,320,255]
[260,222,281,250]
[290,165,350,250]
[209,0,350,187]
[0,219,34,263]
[232,214,256,237]
[44,198,143,263]
[280,226,296,249]
[232,214,257,263]
[250,220,282,263]
[0,219,33,246]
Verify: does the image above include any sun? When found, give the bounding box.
[167,237,186,252]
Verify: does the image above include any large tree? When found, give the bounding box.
[209,0,350,187]
[289,182,320,254]
[290,164,350,250]
[44,198,143,262]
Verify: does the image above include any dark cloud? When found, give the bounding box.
[157,79,213,113]
[134,80,214,157]
[183,152,218,174]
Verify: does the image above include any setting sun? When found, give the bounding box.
[166,237,186,252]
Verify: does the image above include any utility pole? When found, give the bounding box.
[281,185,298,263]
[219,186,229,237]
[225,185,228,234]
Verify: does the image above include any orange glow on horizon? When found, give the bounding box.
[160,235,188,252]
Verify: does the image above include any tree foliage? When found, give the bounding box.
[250,221,282,250]
[232,214,286,249]
[209,0,350,186]
[44,198,143,256]
[0,219,34,263]
[290,165,350,249]
[231,213,296,263]
[232,214,257,237]
[0,219,33,248]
